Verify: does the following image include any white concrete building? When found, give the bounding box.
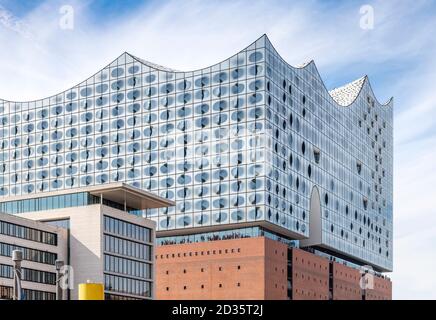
[0,183,174,300]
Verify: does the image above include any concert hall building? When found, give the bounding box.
[0,35,393,299]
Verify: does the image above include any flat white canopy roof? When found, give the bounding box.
[0,183,175,210]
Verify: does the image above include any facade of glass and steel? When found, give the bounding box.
[103,215,154,299]
[0,35,393,271]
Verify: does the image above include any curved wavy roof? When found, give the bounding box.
[258,35,392,108]
[0,34,392,108]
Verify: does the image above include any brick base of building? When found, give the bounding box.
[155,237,391,300]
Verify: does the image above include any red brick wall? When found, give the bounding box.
[332,262,362,300]
[264,239,288,300]
[364,275,392,300]
[155,237,287,300]
[291,248,329,300]
[155,237,391,300]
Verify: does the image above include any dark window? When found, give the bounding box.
[356,161,362,175]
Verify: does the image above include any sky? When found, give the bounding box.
[0,0,435,300]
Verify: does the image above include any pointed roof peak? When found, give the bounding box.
[329,76,368,106]
[328,76,391,107]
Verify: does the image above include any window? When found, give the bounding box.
[0,264,56,285]
[105,274,151,297]
[0,242,57,265]
[0,221,57,246]
[104,235,151,261]
[103,216,151,243]
[363,198,368,210]
[313,148,321,164]
[104,254,151,279]
[356,161,362,175]
[0,285,55,300]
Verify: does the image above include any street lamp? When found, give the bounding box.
[12,250,23,300]
[55,260,65,300]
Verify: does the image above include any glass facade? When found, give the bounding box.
[104,254,152,279]
[104,215,151,243]
[0,242,57,265]
[157,226,298,248]
[105,293,141,300]
[0,35,392,271]
[0,285,55,300]
[0,192,134,214]
[0,220,57,245]
[103,215,153,299]
[104,234,151,261]
[104,274,151,298]
[0,263,56,285]
[44,218,70,229]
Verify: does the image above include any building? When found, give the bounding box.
[0,211,68,300]
[156,231,391,300]
[156,235,287,300]
[0,34,392,299]
[0,183,174,300]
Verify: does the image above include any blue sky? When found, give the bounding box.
[0,0,435,299]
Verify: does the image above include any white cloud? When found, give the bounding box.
[0,0,435,299]
[0,4,34,39]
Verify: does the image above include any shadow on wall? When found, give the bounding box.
[66,217,103,299]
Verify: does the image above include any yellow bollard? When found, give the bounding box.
[78,283,104,300]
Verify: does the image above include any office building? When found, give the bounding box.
[0,183,174,299]
[0,211,67,300]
